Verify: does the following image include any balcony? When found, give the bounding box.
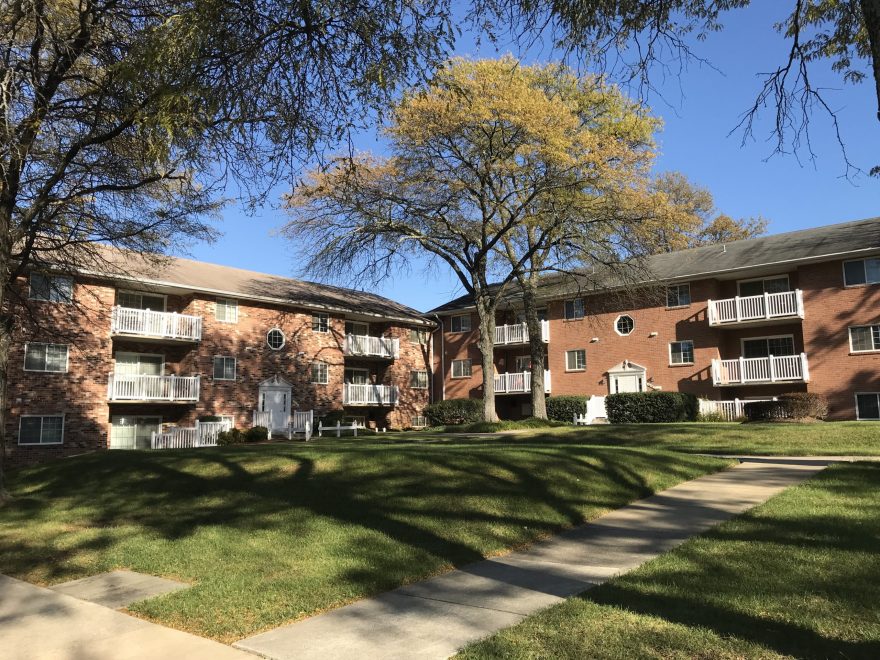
[494,321,550,346]
[711,354,810,386]
[708,290,804,327]
[111,306,202,341]
[343,334,400,359]
[494,370,552,395]
[343,383,399,406]
[108,374,200,402]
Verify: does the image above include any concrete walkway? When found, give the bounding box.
[0,574,252,660]
[236,458,828,660]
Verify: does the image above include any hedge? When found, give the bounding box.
[743,392,828,422]
[546,395,588,422]
[424,398,484,426]
[606,392,699,423]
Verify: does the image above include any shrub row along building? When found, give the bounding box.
[7,217,880,465]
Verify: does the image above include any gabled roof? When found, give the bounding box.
[429,216,880,314]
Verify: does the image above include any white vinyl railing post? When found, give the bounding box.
[738,356,746,383]
[763,291,770,319]
[768,354,776,382]
[734,296,741,323]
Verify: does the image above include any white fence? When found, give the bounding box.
[708,290,804,326]
[343,384,399,406]
[111,306,202,341]
[494,320,550,346]
[344,334,400,359]
[699,398,776,421]
[574,395,607,425]
[108,374,200,401]
[318,420,368,437]
[252,410,314,440]
[494,370,551,395]
[711,354,809,386]
[151,419,232,449]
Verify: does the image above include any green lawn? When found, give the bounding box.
[419,421,880,456]
[457,462,880,660]
[0,438,727,642]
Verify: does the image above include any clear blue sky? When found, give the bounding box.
[188,3,879,312]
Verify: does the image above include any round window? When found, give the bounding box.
[266,328,286,350]
[615,315,635,336]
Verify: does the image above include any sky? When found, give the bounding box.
[187,3,880,312]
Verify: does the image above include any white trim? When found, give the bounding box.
[669,340,695,366]
[212,356,237,380]
[28,273,74,304]
[736,273,790,295]
[110,414,162,450]
[739,334,796,357]
[310,361,329,384]
[451,359,472,379]
[842,256,880,288]
[345,367,370,384]
[117,289,168,311]
[312,312,330,333]
[564,298,585,321]
[450,314,472,333]
[409,369,429,389]
[23,342,70,373]
[848,325,880,353]
[855,392,880,420]
[565,349,586,372]
[345,320,369,336]
[266,328,286,350]
[666,283,691,308]
[215,297,239,323]
[18,413,65,446]
[614,315,635,336]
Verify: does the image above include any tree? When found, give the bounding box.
[0,0,453,498]
[284,57,664,422]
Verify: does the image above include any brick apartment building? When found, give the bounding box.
[7,253,434,465]
[431,217,880,421]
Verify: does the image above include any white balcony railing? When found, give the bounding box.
[711,354,810,386]
[343,334,400,359]
[343,383,400,406]
[494,370,552,395]
[707,290,804,326]
[108,374,200,401]
[111,306,202,341]
[151,420,232,449]
[494,320,550,346]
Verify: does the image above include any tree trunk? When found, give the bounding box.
[0,274,9,502]
[475,296,499,423]
[521,279,547,419]
[861,0,880,122]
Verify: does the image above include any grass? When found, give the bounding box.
[457,462,880,660]
[407,421,880,456]
[0,437,728,642]
[433,417,569,433]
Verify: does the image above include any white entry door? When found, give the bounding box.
[613,373,644,393]
[259,388,290,429]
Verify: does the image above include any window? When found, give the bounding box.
[212,356,236,380]
[411,415,428,428]
[266,328,285,350]
[514,355,531,372]
[115,352,162,375]
[345,320,368,336]
[410,328,428,344]
[738,276,790,297]
[215,298,238,323]
[666,283,691,308]
[843,257,880,286]
[451,359,472,378]
[311,361,329,384]
[849,325,880,352]
[566,349,586,371]
[742,336,795,358]
[615,315,635,336]
[410,370,429,389]
[24,343,68,372]
[117,290,165,311]
[856,393,880,420]
[564,298,585,320]
[450,314,471,333]
[29,273,73,303]
[19,415,64,445]
[312,313,330,333]
[669,340,695,365]
[345,368,369,384]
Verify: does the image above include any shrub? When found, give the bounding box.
[319,410,346,427]
[424,398,483,426]
[697,410,728,423]
[217,428,245,446]
[606,392,699,424]
[546,395,588,422]
[198,414,222,422]
[244,426,269,443]
[744,393,828,422]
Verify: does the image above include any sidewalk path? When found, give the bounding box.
[0,574,252,660]
[236,458,829,660]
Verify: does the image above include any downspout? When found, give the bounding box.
[432,314,445,402]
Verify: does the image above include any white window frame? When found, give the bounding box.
[345,367,370,384]
[312,313,330,333]
[843,257,880,287]
[117,289,167,311]
[614,314,635,336]
[18,414,65,445]
[565,349,586,372]
[411,415,428,428]
[666,283,691,308]
[215,297,239,323]
[345,320,369,336]
[740,334,796,358]
[669,340,695,365]
[266,328,286,350]
[212,356,237,381]
[848,325,880,353]
[311,361,329,384]
[450,314,472,333]
[23,343,70,373]
[855,392,880,420]
[217,414,235,426]
[564,298,585,321]
[451,359,472,379]
[28,273,73,304]
[410,369,429,389]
